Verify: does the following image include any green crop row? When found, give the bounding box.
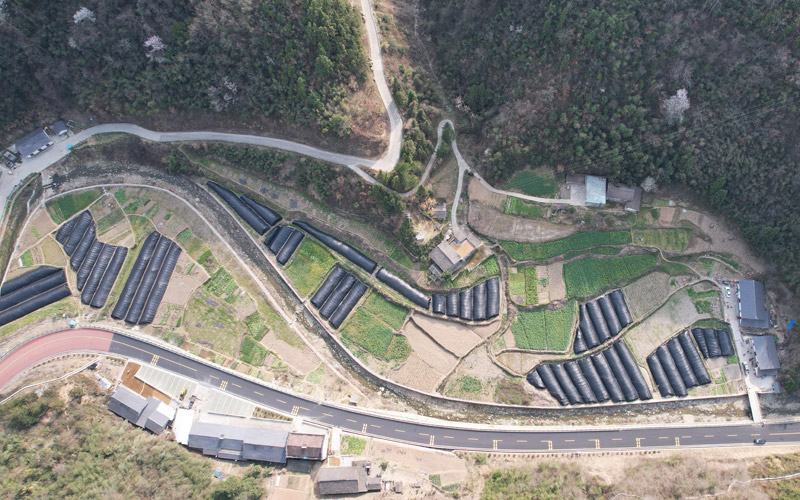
[564,254,657,298]
[341,308,397,359]
[47,189,102,224]
[511,300,576,351]
[499,230,631,262]
[362,293,408,330]
[205,268,237,297]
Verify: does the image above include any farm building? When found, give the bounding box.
[51,120,69,136]
[752,335,780,377]
[107,385,176,434]
[433,203,447,221]
[606,183,643,212]
[15,128,53,158]
[566,175,642,211]
[428,228,483,277]
[738,280,770,329]
[316,462,380,496]
[186,421,288,463]
[287,433,326,460]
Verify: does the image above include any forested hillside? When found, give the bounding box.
[423,0,800,292]
[0,0,370,145]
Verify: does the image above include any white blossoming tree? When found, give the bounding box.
[73,7,95,24]
[664,88,690,124]
[144,35,166,62]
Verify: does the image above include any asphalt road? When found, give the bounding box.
[4,328,798,453]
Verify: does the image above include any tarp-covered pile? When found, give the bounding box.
[527,341,652,405]
[0,266,71,326]
[573,290,632,354]
[647,331,712,398]
[265,226,304,266]
[111,231,182,325]
[207,182,282,235]
[55,210,128,308]
[431,277,500,321]
[311,266,368,329]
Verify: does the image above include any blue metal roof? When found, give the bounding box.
[585,175,607,205]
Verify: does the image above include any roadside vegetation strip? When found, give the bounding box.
[632,228,692,253]
[504,197,546,218]
[499,230,632,262]
[46,189,102,224]
[284,239,335,297]
[564,254,658,299]
[511,300,576,351]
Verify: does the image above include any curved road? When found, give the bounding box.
[2,328,797,453]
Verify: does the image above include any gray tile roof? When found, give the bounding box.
[187,421,288,463]
[317,466,367,495]
[739,280,769,328]
[753,335,780,373]
[108,385,147,423]
[15,129,52,157]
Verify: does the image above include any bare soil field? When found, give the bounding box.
[368,437,469,488]
[676,209,764,273]
[390,353,443,392]
[161,253,208,308]
[260,330,320,377]
[402,321,459,372]
[495,350,560,376]
[625,289,708,362]
[430,155,459,201]
[40,236,66,266]
[16,208,57,252]
[410,313,496,357]
[468,177,506,210]
[469,202,574,243]
[623,271,673,320]
[544,262,566,301]
[442,346,509,402]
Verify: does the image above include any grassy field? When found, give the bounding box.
[632,228,691,253]
[503,170,557,197]
[19,250,33,267]
[341,293,410,361]
[46,189,102,223]
[508,267,538,305]
[341,435,367,455]
[564,254,657,298]
[504,197,545,217]
[511,300,576,351]
[239,335,268,365]
[284,239,335,296]
[500,230,632,261]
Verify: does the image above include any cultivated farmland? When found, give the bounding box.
[46,189,102,224]
[284,239,335,296]
[511,300,576,351]
[503,170,557,197]
[500,231,632,262]
[341,293,410,361]
[508,267,538,305]
[564,254,657,298]
[632,228,691,253]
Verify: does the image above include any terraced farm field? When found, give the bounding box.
[510,300,576,351]
[47,190,102,224]
[632,228,692,253]
[508,266,538,305]
[284,239,335,296]
[564,254,657,298]
[500,230,632,262]
[341,293,410,361]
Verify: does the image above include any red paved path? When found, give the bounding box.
[0,328,113,389]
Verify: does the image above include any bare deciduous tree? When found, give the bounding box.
[144,35,166,62]
[641,176,657,193]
